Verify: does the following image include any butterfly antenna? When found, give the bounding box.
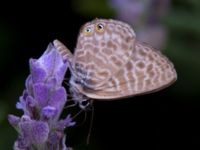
[72,109,84,121]
[67,94,73,98]
[64,77,70,81]
[77,110,88,127]
[64,101,77,109]
[63,78,70,86]
[87,104,94,145]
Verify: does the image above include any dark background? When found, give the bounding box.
[0,0,200,149]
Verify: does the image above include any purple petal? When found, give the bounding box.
[16,95,27,113]
[26,95,37,108]
[38,44,67,84]
[14,135,29,149]
[25,96,39,118]
[42,106,57,119]
[31,121,49,144]
[21,115,31,122]
[8,115,20,127]
[64,115,76,127]
[48,133,68,150]
[48,131,63,147]
[25,75,33,94]
[46,77,57,88]
[16,89,28,109]
[48,87,67,114]
[29,43,67,86]
[39,44,64,74]
[16,102,23,110]
[33,83,50,108]
[56,115,75,131]
[19,120,49,145]
[30,59,47,83]
[55,63,68,85]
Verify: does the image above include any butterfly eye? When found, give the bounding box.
[79,99,90,110]
[96,23,104,32]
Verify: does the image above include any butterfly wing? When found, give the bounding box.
[72,20,136,89]
[53,39,73,62]
[81,41,177,100]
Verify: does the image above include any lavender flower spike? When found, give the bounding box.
[8,42,75,150]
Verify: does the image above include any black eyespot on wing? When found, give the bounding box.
[97,23,103,30]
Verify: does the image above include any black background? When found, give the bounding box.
[1,1,200,150]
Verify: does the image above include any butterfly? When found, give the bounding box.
[54,19,177,110]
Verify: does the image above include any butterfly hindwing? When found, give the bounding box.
[81,41,177,100]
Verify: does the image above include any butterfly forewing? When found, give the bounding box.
[72,19,136,89]
[53,39,73,62]
[81,41,177,100]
